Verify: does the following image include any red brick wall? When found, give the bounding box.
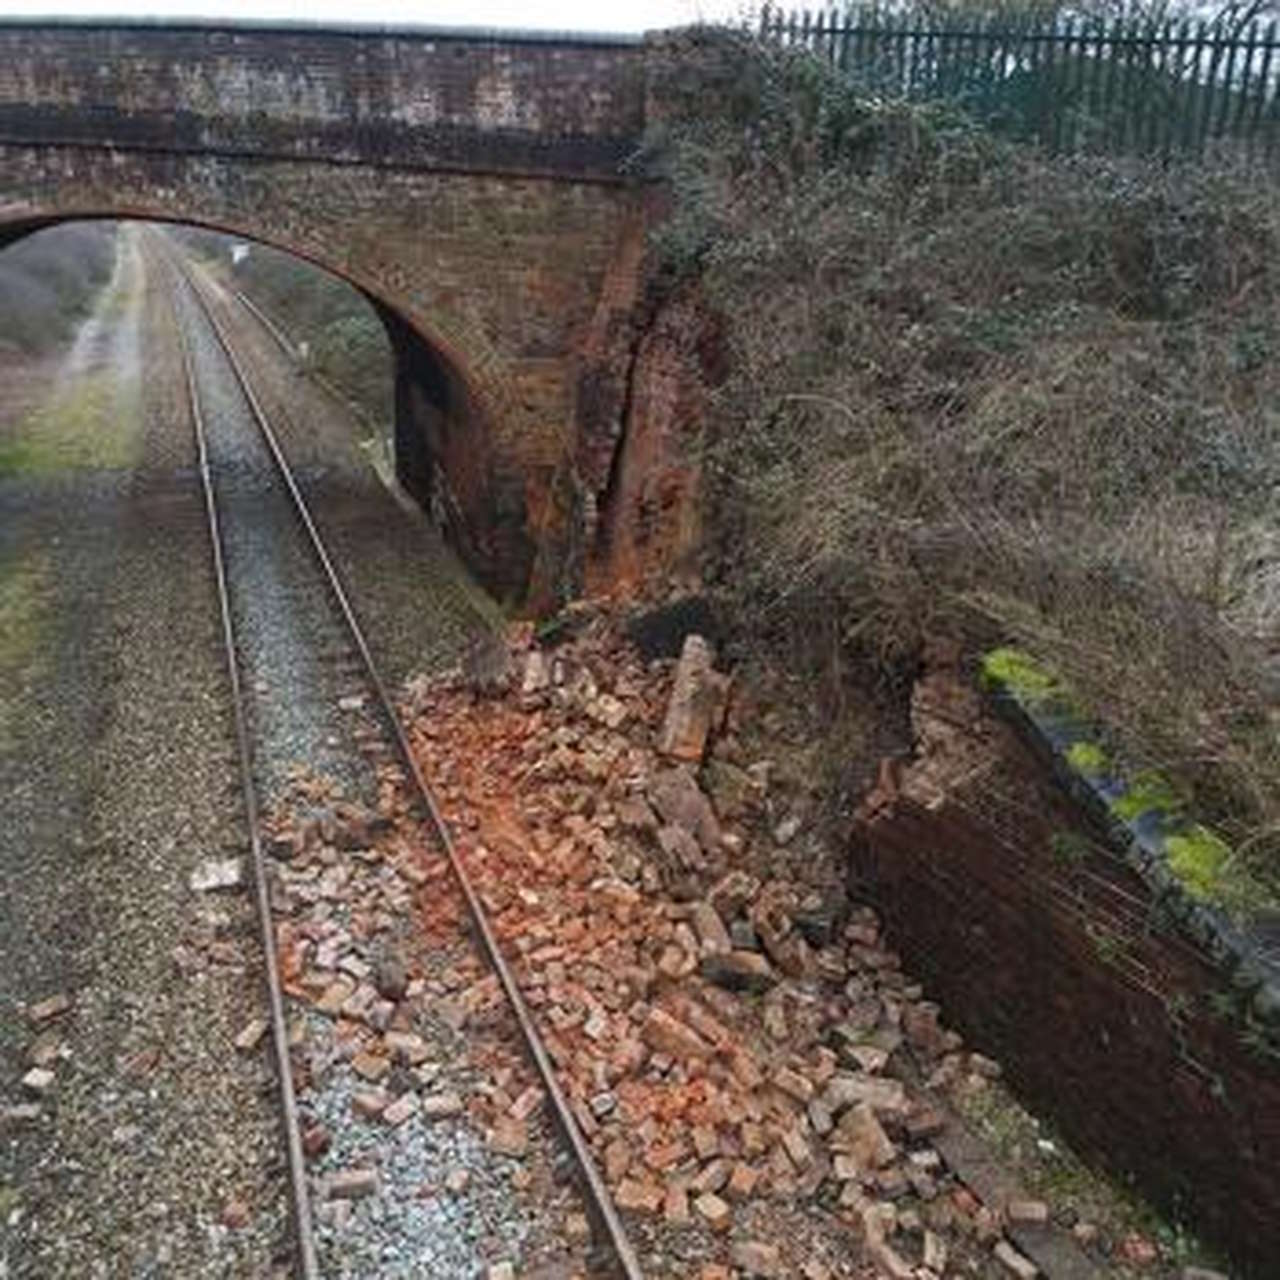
[852,713,1280,1277]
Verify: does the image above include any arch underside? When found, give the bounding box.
[0,200,536,601]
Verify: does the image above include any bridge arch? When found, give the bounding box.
[1,205,541,602]
[0,19,654,605]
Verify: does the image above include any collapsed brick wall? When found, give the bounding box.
[588,285,716,597]
[851,674,1280,1278]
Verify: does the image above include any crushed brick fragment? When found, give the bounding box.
[640,1007,710,1060]
[326,1167,379,1200]
[994,1239,1039,1279]
[383,1091,420,1127]
[350,1051,390,1082]
[21,1067,54,1095]
[731,1240,782,1278]
[27,994,72,1025]
[615,1177,664,1214]
[233,1017,268,1052]
[693,1191,732,1232]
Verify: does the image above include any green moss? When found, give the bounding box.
[534,614,572,644]
[953,1078,1209,1270]
[1110,768,1184,822]
[1050,829,1091,867]
[980,646,1059,703]
[1066,739,1109,776]
[1166,825,1233,902]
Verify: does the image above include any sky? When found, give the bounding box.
[0,0,742,33]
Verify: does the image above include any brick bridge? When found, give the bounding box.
[0,19,681,605]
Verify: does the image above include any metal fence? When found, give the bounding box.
[760,6,1280,162]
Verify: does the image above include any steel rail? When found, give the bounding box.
[230,287,389,445]
[160,243,321,1280]
[172,251,645,1280]
[231,289,299,364]
[228,287,397,479]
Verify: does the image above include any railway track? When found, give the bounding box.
[155,231,643,1280]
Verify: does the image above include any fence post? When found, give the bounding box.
[1125,20,1156,156]
[1263,23,1280,165]
[1230,21,1260,141]
[1139,20,1166,157]
[1247,22,1277,162]
[893,11,910,97]
[1213,18,1243,148]
[1198,21,1227,156]
[975,15,997,123]
[1028,18,1051,148]
[1045,20,1063,148]
[1175,20,1201,154]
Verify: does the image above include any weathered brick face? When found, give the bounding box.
[853,688,1280,1279]
[0,21,654,603]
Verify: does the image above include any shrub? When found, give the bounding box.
[649,28,1280,899]
[0,223,117,354]
[172,227,394,430]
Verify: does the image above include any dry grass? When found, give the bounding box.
[650,29,1280,897]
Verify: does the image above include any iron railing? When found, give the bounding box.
[760,6,1280,162]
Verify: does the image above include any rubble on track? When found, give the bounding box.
[393,608,1067,1280]
[260,753,599,1279]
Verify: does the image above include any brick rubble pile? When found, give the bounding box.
[398,608,1050,1280]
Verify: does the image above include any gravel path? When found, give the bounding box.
[1,225,287,1277]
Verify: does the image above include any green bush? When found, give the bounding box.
[173,227,393,430]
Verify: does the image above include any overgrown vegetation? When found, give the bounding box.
[649,28,1280,902]
[0,223,117,356]
[0,547,52,753]
[173,226,393,431]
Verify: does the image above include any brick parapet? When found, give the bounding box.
[0,24,646,181]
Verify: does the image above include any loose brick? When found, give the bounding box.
[27,994,72,1025]
[383,1092,421,1127]
[615,1177,663,1214]
[326,1168,379,1200]
[693,1191,732,1232]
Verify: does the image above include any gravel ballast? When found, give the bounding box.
[1,226,288,1276]
[173,244,601,1277]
